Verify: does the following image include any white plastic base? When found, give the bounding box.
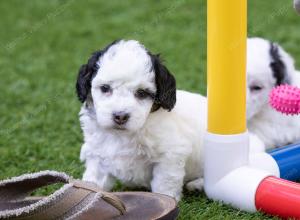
[204,132,275,212]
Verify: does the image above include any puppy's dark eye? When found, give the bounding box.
[135,89,149,99]
[250,85,263,92]
[100,84,111,93]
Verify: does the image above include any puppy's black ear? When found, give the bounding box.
[76,51,102,103]
[76,64,89,102]
[270,43,291,85]
[150,54,176,111]
[76,40,120,103]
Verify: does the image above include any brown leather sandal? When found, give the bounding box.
[0,171,178,220]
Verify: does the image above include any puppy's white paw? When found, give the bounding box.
[186,178,204,191]
[164,191,182,202]
[83,174,115,191]
[82,172,99,185]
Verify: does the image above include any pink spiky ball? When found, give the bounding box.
[269,85,300,115]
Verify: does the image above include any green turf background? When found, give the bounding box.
[0,1,299,219]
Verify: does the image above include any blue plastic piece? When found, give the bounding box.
[269,142,300,181]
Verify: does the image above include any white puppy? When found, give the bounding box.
[76,40,207,201]
[247,37,300,149]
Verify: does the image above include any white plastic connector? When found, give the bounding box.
[249,153,280,177]
[204,132,275,212]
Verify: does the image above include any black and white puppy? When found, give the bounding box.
[247,37,300,149]
[76,40,207,201]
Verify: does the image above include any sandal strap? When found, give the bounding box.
[70,179,126,215]
[0,171,125,219]
[0,171,69,201]
[14,187,91,220]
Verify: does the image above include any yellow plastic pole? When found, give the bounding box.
[207,0,247,135]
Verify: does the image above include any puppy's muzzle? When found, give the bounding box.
[113,112,130,125]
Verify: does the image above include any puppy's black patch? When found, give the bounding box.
[269,42,291,85]
[76,40,119,103]
[149,53,176,112]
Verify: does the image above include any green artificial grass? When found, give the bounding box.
[0,0,299,219]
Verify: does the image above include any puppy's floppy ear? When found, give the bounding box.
[76,40,120,103]
[76,51,102,103]
[150,53,176,111]
[269,43,291,85]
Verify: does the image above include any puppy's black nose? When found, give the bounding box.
[113,112,130,125]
